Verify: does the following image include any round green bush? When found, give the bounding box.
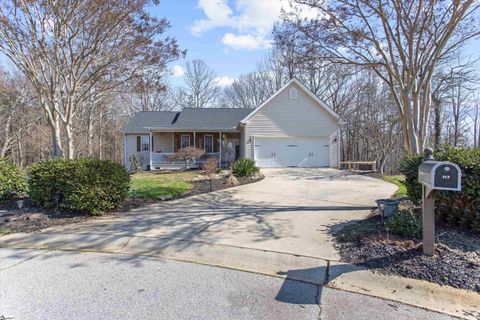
[400,145,480,233]
[386,209,422,239]
[28,158,130,214]
[0,158,28,202]
[231,158,259,177]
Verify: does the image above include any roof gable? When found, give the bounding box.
[240,78,340,124]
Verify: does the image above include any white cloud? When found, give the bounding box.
[191,0,233,35]
[171,65,185,77]
[214,76,235,87]
[191,0,320,51]
[222,33,272,50]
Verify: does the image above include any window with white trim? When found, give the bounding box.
[141,136,150,151]
[181,134,190,149]
[289,87,298,100]
[204,135,213,153]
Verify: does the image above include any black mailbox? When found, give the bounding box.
[418,161,461,191]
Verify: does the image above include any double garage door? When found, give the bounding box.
[254,137,330,168]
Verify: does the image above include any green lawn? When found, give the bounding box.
[129,171,197,198]
[381,175,407,198]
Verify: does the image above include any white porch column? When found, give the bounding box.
[219,132,222,167]
[149,130,152,170]
[193,131,196,165]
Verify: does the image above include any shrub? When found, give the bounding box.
[202,157,218,176]
[400,145,480,232]
[231,159,259,177]
[28,158,130,214]
[0,158,28,202]
[168,147,205,168]
[202,157,218,191]
[399,154,423,202]
[386,209,422,239]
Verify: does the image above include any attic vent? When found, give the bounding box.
[289,87,298,100]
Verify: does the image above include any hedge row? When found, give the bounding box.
[29,158,130,214]
[0,158,28,202]
[400,145,480,232]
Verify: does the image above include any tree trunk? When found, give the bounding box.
[0,113,12,157]
[17,132,24,168]
[433,96,441,149]
[51,116,64,158]
[378,157,386,175]
[65,123,74,159]
[87,107,94,156]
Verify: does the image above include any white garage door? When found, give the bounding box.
[254,137,330,168]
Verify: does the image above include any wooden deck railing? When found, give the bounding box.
[339,161,377,172]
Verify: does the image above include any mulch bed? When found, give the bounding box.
[188,171,264,195]
[333,214,480,292]
[1,171,264,235]
[0,199,108,234]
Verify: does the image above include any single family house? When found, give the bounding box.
[122,78,342,170]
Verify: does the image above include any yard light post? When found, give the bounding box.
[418,148,461,256]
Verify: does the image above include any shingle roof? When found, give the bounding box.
[122,111,180,133]
[122,108,253,133]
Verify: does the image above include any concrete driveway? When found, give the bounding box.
[1,168,396,284]
[3,169,476,319]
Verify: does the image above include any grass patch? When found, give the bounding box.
[0,227,13,235]
[381,175,407,198]
[129,171,197,199]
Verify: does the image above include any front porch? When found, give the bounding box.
[148,131,241,170]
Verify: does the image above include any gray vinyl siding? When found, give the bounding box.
[153,132,173,153]
[244,83,339,163]
[125,134,149,170]
[125,133,174,170]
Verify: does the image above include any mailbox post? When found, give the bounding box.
[418,148,461,256]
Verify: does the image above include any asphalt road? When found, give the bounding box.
[0,248,452,320]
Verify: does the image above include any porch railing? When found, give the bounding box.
[150,152,221,164]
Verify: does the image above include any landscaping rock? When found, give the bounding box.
[26,213,44,221]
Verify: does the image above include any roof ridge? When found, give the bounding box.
[138,110,179,113]
[182,107,252,110]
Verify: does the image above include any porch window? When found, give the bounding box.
[181,134,190,149]
[204,135,213,153]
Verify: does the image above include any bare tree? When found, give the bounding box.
[0,71,36,158]
[183,60,220,108]
[472,93,480,148]
[0,0,183,158]
[275,0,480,154]
[222,72,275,109]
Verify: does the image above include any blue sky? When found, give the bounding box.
[150,0,320,87]
[150,0,270,84]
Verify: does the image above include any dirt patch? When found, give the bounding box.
[0,200,111,234]
[334,215,480,292]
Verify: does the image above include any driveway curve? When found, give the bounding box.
[1,168,397,284]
